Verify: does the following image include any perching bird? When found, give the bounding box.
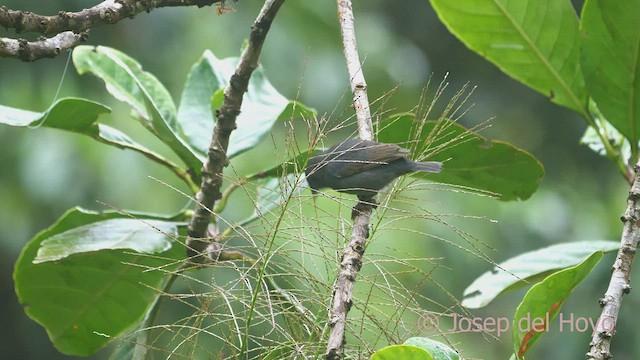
[305,139,442,200]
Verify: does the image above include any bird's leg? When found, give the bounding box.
[352,195,377,221]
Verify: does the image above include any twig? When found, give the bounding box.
[185,0,285,262]
[0,0,224,61]
[586,161,640,360]
[325,1,374,358]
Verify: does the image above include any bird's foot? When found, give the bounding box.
[352,196,377,220]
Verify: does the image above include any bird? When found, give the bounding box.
[305,139,442,200]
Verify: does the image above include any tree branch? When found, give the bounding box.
[185,0,285,262]
[0,0,224,61]
[325,1,374,358]
[0,31,87,61]
[586,160,640,360]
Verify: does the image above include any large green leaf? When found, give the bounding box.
[246,115,543,201]
[34,218,182,263]
[581,0,640,145]
[462,240,618,308]
[430,0,587,113]
[14,208,185,356]
[0,97,109,129]
[73,46,204,175]
[177,50,316,159]
[378,114,544,201]
[0,98,174,164]
[512,252,604,359]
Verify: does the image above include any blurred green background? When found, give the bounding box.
[1,1,637,359]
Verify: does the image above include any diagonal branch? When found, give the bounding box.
[185,0,285,263]
[587,160,640,359]
[325,1,374,359]
[0,0,224,61]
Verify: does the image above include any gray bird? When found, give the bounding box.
[305,139,442,200]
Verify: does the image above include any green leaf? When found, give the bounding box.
[430,0,587,113]
[377,114,544,201]
[176,51,230,158]
[14,208,185,356]
[177,50,316,159]
[404,338,460,360]
[371,345,434,360]
[34,218,182,263]
[0,98,190,185]
[73,45,203,175]
[512,252,604,359]
[0,97,109,128]
[0,98,163,155]
[249,114,543,201]
[580,0,640,146]
[462,241,618,308]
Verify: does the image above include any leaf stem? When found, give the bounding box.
[100,139,200,193]
[580,112,633,184]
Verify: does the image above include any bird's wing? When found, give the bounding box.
[331,141,409,178]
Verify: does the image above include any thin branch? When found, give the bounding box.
[185,0,286,262]
[336,2,372,141]
[0,0,223,61]
[587,161,640,360]
[325,0,374,358]
[0,31,87,61]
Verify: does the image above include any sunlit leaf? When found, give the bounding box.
[34,218,182,263]
[462,240,618,308]
[430,0,587,113]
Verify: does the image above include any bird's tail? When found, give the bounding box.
[412,161,443,173]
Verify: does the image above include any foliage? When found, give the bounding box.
[462,241,619,308]
[430,0,640,357]
[0,43,543,357]
[430,0,640,175]
[3,0,636,357]
[511,252,604,358]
